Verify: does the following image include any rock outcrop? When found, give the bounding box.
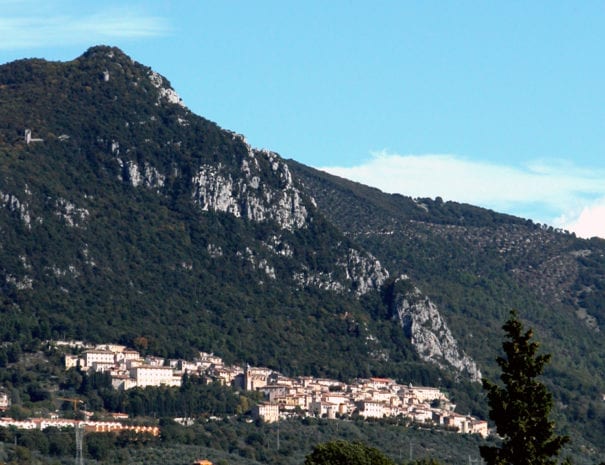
[339,249,389,295]
[1,191,33,228]
[148,70,186,107]
[117,158,166,190]
[191,141,309,231]
[390,276,482,382]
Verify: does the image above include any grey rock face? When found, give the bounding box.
[237,246,277,280]
[293,269,347,293]
[293,249,389,295]
[340,248,389,295]
[391,277,482,382]
[1,191,33,228]
[191,143,309,231]
[117,158,166,190]
[148,70,186,107]
[54,198,89,228]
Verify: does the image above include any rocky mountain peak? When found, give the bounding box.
[79,45,131,62]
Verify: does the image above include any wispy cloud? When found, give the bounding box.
[0,6,169,50]
[318,151,605,239]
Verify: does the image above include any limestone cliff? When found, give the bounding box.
[191,139,308,231]
[340,249,389,295]
[389,276,482,382]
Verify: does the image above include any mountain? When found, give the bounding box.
[0,46,604,457]
[289,160,605,449]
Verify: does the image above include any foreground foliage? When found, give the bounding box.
[481,311,569,465]
[304,440,396,465]
[0,417,485,465]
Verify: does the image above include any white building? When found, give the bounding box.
[409,407,433,423]
[0,392,10,411]
[469,419,489,437]
[282,394,306,411]
[367,390,394,403]
[198,352,223,365]
[252,403,280,423]
[405,385,445,403]
[323,392,350,406]
[245,366,273,390]
[177,360,199,373]
[96,344,126,353]
[91,361,115,372]
[308,399,338,419]
[258,385,289,402]
[84,350,114,368]
[64,354,81,369]
[144,356,166,367]
[444,414,489,437]
[357,400,385,419]
[367,377,396,390]
[24,129,43,144]
[130,366,181,388]
[115,349,140,363]
[0,418,37,429]
[112,376,138,390]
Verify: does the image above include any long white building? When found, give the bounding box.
[130,366,181,388]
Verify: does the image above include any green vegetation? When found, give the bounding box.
[304,440,396,465]
[0,45,604,461]
[0,46,454,387]
[290,161,605,454]
[60,369,262,418]
[0,415,488,465]
[481,311,568,465]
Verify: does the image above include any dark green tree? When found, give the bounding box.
[304,440,395,465]
[480,310,568,465]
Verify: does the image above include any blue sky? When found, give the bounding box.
[1,0,604,238]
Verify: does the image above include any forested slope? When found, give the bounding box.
[0,46,604,456]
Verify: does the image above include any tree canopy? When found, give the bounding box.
[480,310,569,465]
[304,440,396,465]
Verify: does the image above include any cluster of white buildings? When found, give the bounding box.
[0,417,159,436]
[64,343,185,390]
[248,371,488,437]
[60,341,487,437]
[62,342,244,391]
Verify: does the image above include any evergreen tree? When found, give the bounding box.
[481,310,568,465]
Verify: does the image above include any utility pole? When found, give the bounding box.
[276,416,280,451]
[75,422,84,465]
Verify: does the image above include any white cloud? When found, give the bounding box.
[556,199,605,240]
[318,151,605,239]
[0,7,169,50]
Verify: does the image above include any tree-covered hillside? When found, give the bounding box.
[0,46,449,387]
[1,46,604,459]
[289,160,605,451]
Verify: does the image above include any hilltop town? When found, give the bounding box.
[19,340,492,437]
